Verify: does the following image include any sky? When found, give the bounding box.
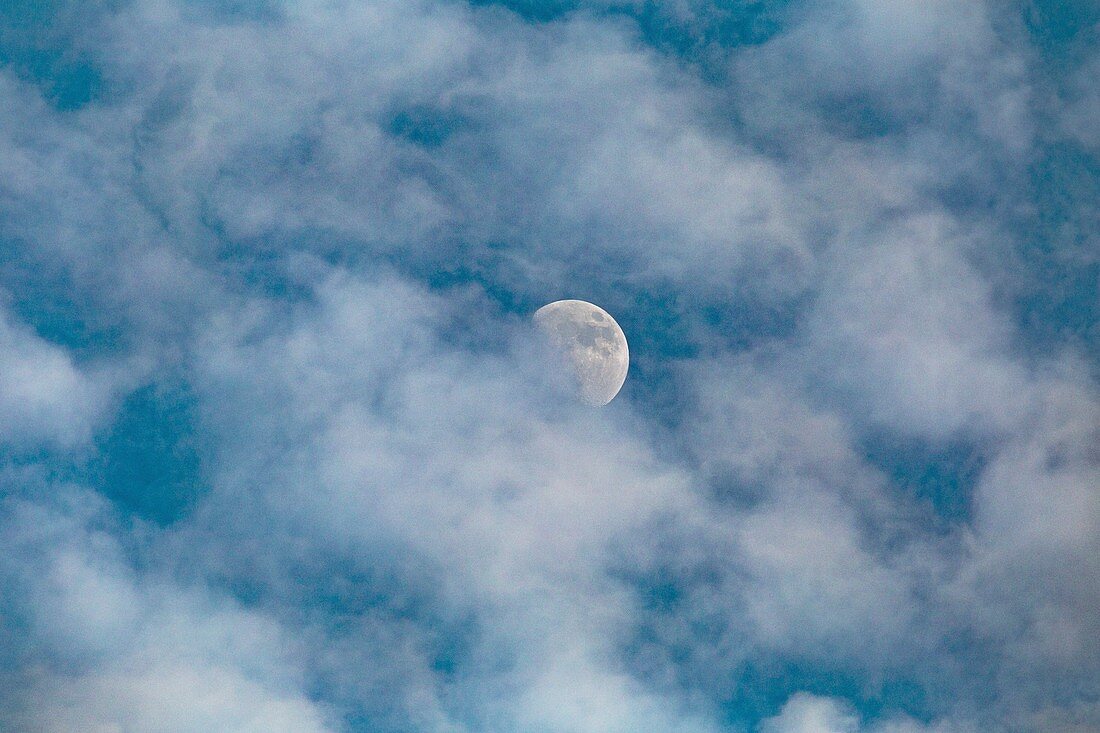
[0,0,1097,731]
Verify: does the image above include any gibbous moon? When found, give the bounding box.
[533,300,629,406]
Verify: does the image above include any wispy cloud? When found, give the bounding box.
[0,0,1096,731]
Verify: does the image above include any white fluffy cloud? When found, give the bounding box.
[0,307,112,447]
[176,269,721,731]
[761,693,973,733]
[0,0,1096,730]
[0,485,334,732]
[761,694,859,733]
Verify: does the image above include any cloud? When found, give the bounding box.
[29,664,333,733]
[0,0,1097,730]
[0,482,334,732]
[0,305,112,447]
[760,693,975,733]
[1059,50,1100,152]
[173,268,722,730]
[800,213,1031,439]
[760,694,859,733]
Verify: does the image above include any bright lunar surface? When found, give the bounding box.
[533,300,629,406]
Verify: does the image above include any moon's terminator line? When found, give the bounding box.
[533,300,629,406]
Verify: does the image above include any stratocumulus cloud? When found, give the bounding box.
[0,0,1097,731]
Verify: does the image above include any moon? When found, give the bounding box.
[533,300,629,406]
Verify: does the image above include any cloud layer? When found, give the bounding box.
[1,0,1097,731]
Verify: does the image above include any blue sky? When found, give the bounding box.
[0,0,1097,731]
